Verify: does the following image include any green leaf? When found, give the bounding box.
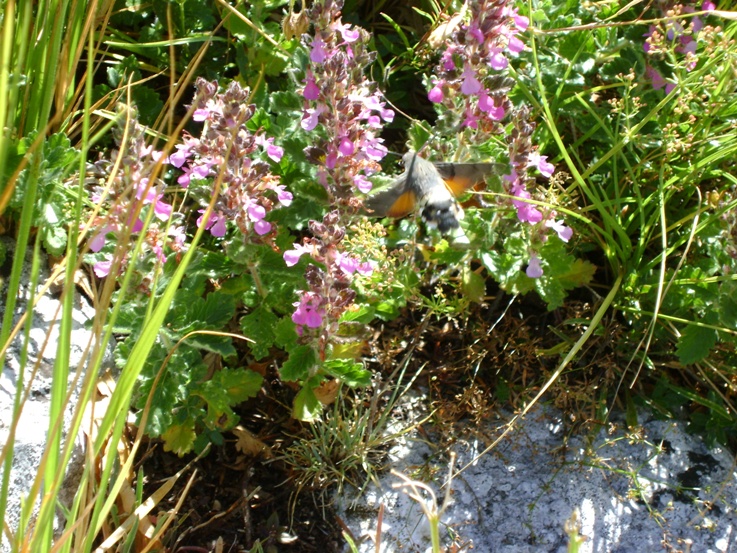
[196,368,263,430]
[280,345,317,381]
[273,316,298,349]
[719,280,737,330]
[340,304,376,324]
[240,305,278,360]
[374,300,401,321]
[200,292,237,328]
[322,359,371,387]
[211,368,263,404]
[43,224,67,256]
[461,266,486,304]
[187,250,237,279]
[293,386,321,422]
[185,334,236,358]
[676,324,718,365]
[269,90,303,113]
[167,289,236,337]
[162,421,197,457]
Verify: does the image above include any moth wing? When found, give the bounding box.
[433,162,504,197]
[364,175,417,218]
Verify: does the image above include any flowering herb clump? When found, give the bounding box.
[423,0,572,280]
[299,0,393,210]
[285,210,373,362]
[172,78,292,247]
[284,0,384,373]
[87,105,187,284]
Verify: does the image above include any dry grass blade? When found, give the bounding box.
[94,454,204,552]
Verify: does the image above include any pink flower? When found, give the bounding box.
[335,252,359,274]
[192,108,209,122]
[339,136,355,156]
[361,94,395,122]
[362,137,387,161]
[516,202,543,224]
[511,182,543,224]
[513,15,529,32]
[461,64,482,95]
[255,135,284,162]
[478,91,505,120]
[292,292,324,328]
[356,261,374,276]
[303,71,320,100]
[135,180,173,222]
[528,152,554,178]
[247,202,266,223]
[253,220,272,235]
[93,259,112,278]
[301,105,325,131]
[167,141,194,168]
[310,35,328,63]
[337,23,360,43]
[90,225,114,252]
[325,149,338,169]
[489,48,509,70]
[353,174,372,194]
[428,83,444,103]
[646,65,667,90]
[507,35,525,54]
[197,210,227,237]
[462,107,480,129]
[441,49,456,71]
[526,255,543,278]
[467,22,484,44]
[273,184,293,206]
[334,252,373,276]
[284,243,314,267]
[546,219,573,242]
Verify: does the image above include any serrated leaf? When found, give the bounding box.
[43,224,67,256]
[374,300,401,321]
[322,359,371,387]
[200,292,237,328]
[718,280,737,330]
[280,345,317,381]
[676,324,718,365]
[162,421,197,457]
[557,258,596,288]
[241,305,278,360]
[340,304,376,323]
[293,386,321,422]
[187,250,237,279]
[212,368,263,404]
[219,275,254,295]
[273,316,298,349]
[535,278,567,310]
[269,90,303,113]
[461,266,486,303]
[186,334,236,358]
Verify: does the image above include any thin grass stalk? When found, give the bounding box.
[0,146,40,549]
[55,26,105,553]
[31,24,104,553]
[0,232,43,550]
[8,1,100,549]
